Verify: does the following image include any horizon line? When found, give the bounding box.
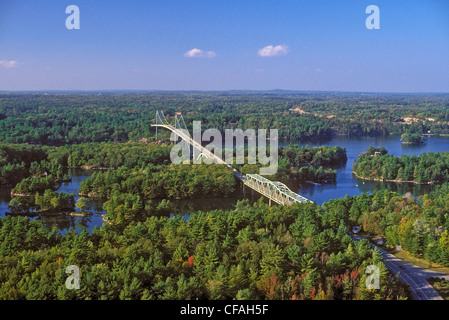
[1,89,449,95]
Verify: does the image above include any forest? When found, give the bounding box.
[0,137,409,300]
[2,91,449,301]
[3,143,347,218]
[1,92,449,146]
[353,146,449,184]
[340,185,449,267]
[0,199,409,300]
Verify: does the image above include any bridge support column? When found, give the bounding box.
[269,198,272,207]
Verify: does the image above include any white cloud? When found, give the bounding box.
[184,48,217,58]
[0,59,20,68]
[257,44,289,57]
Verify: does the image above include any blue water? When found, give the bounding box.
[1,134,449,232]
[0,168,105,234]
[295,134,449,204]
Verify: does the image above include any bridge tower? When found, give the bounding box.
[173,112,188,131]
[154,110,167,140]
[154,111,188,140]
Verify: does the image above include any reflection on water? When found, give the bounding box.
[1,134,449,232]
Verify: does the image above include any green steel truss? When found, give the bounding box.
[244,174,310,205]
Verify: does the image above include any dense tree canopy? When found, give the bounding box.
[240,145,346,184]
[353,147,449,184]
[1,92,449,146]
[339,186,449,267]
[3,91,449,300]
[0,200,409,300]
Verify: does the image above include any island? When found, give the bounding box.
[353,146,449,184]
[400,132,426,145]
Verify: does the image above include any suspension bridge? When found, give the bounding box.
[151,110,310,206]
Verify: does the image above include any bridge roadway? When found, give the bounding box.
[151,123,310,205]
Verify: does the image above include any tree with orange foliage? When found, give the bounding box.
[187,256,194,268]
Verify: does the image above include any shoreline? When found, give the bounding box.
[10,193,34,197]
[352,171,433,185]
[67,165,116,170]
[5,210,73,217]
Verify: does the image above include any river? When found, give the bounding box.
[295,134,448,204]
[1,134,448,233]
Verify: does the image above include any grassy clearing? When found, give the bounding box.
[392,249,449,274]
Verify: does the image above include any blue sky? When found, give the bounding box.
[0,0,448,92]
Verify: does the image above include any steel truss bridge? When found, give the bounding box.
[152,111,310,206]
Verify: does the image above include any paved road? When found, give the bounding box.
[352,234,449,300]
